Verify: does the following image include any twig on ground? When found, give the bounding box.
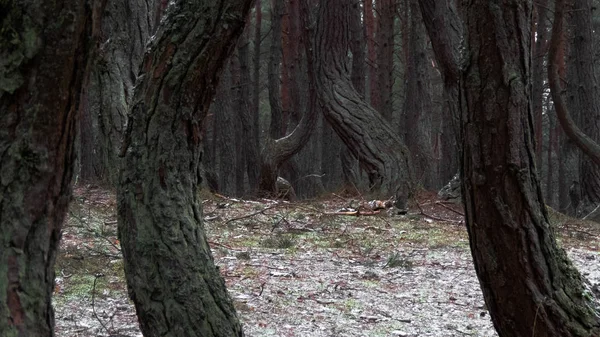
[415,202,463,224]
[208,241,243,251]
[435,201,465,216]
[91,274,111,334]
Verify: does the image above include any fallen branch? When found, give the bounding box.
[435,201,465,216]
[415,202,463,224]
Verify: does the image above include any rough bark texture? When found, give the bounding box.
[461,1,600,336]
[340,0,367,191]
[79,0,160,185]
[116,0,254,336]
[0,1,90,335]
[314,0,414,205]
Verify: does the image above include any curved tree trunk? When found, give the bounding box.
[313,0,414,206]
[567,0,600,213]
[0,1,90,335]
[460,1,600,336]
[116,0,254,336]
[549,0,600,169]
[258,0,318,197]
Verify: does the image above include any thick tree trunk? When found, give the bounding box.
[80,0,161,186]
[0,1,90,335]
[461,1,600,336]
[313,0,414,206]
[550,0,600,217]
[568,0,600,213]
[418,0,463,187]
[340,0,367,191]
[116,0,254,336]
[403,0,435,189]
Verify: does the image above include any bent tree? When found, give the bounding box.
[313,0,414,206]
[457,1,600,336]
[116,0,254,336]
[0,1,90,336]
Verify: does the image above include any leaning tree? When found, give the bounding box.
[312,0,415,208]
[420,0,600,336]
[116,0,254,336]
[0,1,90,335]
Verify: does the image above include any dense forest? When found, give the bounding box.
[1,0,600,336]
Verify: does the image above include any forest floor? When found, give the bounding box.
[53,186,600,337]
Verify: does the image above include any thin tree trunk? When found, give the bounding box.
[117,1,254,335]
[258,0,319,197]
[252,0,262,155]
[532,0,549,168]
[364,0,377,106]
[238,29,259,193]
[403,0,435,189]
[0,1,91,335]
[268,0,285,139]
[374,0,395,119]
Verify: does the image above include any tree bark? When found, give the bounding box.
[237,29,260,193]
[116,0,254,336]
[313,0,414,206]
[460,1,600,336]
[364,0,377,106]
[403,0,435,189]
[0,1,91,335]
[549,0,600,169]
[374,0,395,120]
[568,0,600,212]
[532,0,549,168]
[268,0,286,139]
[79,0,161,186]
[258,0,318,197]
[252,0,262,158]
[418,0,463,186]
